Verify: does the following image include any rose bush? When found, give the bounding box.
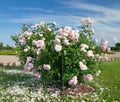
[11,18,102,87]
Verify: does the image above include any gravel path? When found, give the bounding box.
[107,52,120,60]
[0,52,120,66]
[0,55,20,66]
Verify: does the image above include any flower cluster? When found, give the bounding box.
[12,18,101,86]
[100,40,111,52]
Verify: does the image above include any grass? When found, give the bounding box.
[95,61,120,101]
[0,50,17,55]
[0,61,120,101]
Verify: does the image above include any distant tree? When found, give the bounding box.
[0,42,3,50]
[115,43,120,47]
[4,44,13,50]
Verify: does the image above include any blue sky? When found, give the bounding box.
[0,0,120,46]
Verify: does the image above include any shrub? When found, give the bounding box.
[11,18,101,87]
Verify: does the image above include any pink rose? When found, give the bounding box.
[53,38,61,44]
[107,48,111,52]
[32,40,37,45]
[23,31,32,37]
[85,18,94,25]
[19,38,26,45]
[24,63,34,71]
[81,44,89,49]
[69,32,75,40]
[101,41,108,52]
[68,76,78,85]
[34,72,41,78]
[55,45,62,52]
[69,30,79,42]
[62,32,69,36]
[87,50,94,57]
[80,18,94,25]
[64,26,72,33]
[36,40,45,49]
[84,74,93,81]
[43,64,51,70]
[26,57,32,64]
[63,39,70,46]
[79,62,88,70]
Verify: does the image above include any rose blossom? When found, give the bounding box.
[63,39,70,46]
[55,45,62,52]
[87,50,94,57]
[85,18,94,25]
[69,32,75,40]
[32,40,37,45]
[81,44,89,49]
[26,56,32,62]
[24,63,34,71]
[36,48,41,55]
[43,64,51,70]
[84,74,93,81]
[36,40,45,49]
[64,26,72,33]
[24,46,30,52]
[34,72,41,78]
[23,31,32,37]
[19,38,26,45]
[62,32,69,36]
[106,47,111,52]
[101,41,108,52]
[79,62,88,70]
[69,30,79,42]
[80,18,94,25]
[68,76,78,85]
[53,38,61,44]
[81,48,87,52]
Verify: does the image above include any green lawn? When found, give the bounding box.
[0,61,120,102]
[96,61,120,101]
[0,50,17,55]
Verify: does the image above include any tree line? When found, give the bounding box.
[0,42,13,50]
[111,42,120,51]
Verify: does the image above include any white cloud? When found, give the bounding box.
[58,0,120,46]
[6,14,81,27]
[12,7,53,13]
